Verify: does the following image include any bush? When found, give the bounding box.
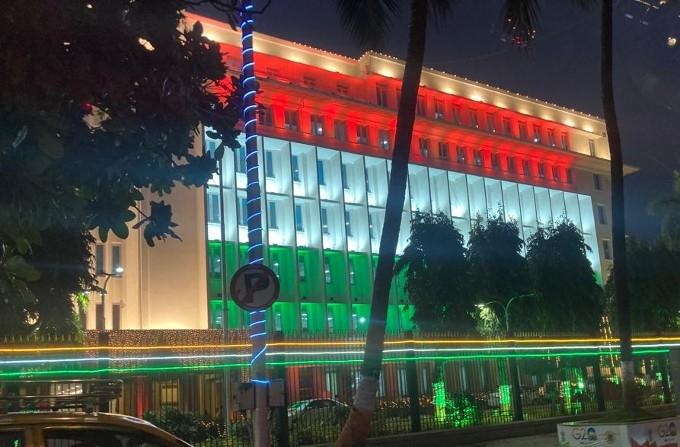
[143,407,219,443]
[445,394,483,428]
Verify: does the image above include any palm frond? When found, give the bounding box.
[502,0,541,48]
[335,0,400,47]
[428,0,455,27]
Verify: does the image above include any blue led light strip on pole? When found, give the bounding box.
[240,2,269,447]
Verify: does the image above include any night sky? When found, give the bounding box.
[202,0,680,240]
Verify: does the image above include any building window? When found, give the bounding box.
[239,197,248,226]
[597,204,607,225]
[311,114,324,136]
[265,151,275,178]
[416,95,427,116]
[456,146,466,164]
[518,121,528,140]
[453,105,462,124]
[207,190,220,224]
[284,110,299,131]
[552,166,560,181]
[268,201,278,229]
[593,174,602,190]
[298,261,306,281]
[236,146,247,174]
[324,260,332,283]
[538,163,546,179]
[112,304,121,331]
[522,160,531,176]
[566,168,573,184]
[434,99,445,120]
[547,128,556,147]
[487,113,496,133]
[96,304,104,330]
[588,139,596,156]
[376,84,388,107]
[111,245,122,276]
[378,130,390,150]
[258,105,273,126]
[602,239,612,260]
[341,163,349,190]
[491,153,500,170]
[356,125,369,144]
[418,138,430,158]
[334,120,347,141]
[532,124,542,143]
[336,83,349,96]
[95,244,105,276]
[438,142,449,159]
[266,67,280,79]
[301,312,309,331]
[317,160,326,186]
[502,117,512,136]
[295,204,304,232]
[507,157,516,173]
[560,132,569,150]
[292,155,301,182]
[321,207,329,234]
[327,315,335,333]
[469,110,479,128]
[303,76,316,88]
[364,167,372,193]
[345,210,353,237]
[473,149,483,167]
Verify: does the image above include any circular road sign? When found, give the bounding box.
[230,264,280,311]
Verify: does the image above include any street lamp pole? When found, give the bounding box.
[478,293,533,421]
[98,267,123,330]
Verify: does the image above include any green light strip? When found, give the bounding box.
[0,349,667,379]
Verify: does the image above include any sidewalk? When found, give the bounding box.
[465,433,558,447]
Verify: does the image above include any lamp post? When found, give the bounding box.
[476,293,533,335]
[477,293,533,421]
[98,266,124,330]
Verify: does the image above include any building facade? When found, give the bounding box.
[85,14,619,333]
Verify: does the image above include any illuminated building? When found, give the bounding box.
[85,14,627,333]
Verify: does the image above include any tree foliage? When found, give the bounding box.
[526,220,604,333]
[605,238,680,333]
[0,0,242,335]
[467,214,531,332]
[650,170,680,251]
[395,212,473,331]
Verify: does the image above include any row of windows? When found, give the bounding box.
[261,70,601,158]
[376,84,576,150]
[259,107,572,184]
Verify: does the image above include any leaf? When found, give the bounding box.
[98,226,110,242]
[112,220,129,239]
[5,256,41,282]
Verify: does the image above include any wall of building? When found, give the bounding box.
[85,14,616,331]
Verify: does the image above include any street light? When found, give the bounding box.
[476,293,534,336]
[476,293,534,422]
[98,266,123,330]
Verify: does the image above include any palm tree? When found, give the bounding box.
[333,1,449,445]
[502,0,637,412]
[599,0,635,412]
[650,170,680,251]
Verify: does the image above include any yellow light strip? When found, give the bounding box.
[3,336,680,354]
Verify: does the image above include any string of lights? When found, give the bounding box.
[2,343,678,368]
[5,335,680,353]
[0,348,668,379]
